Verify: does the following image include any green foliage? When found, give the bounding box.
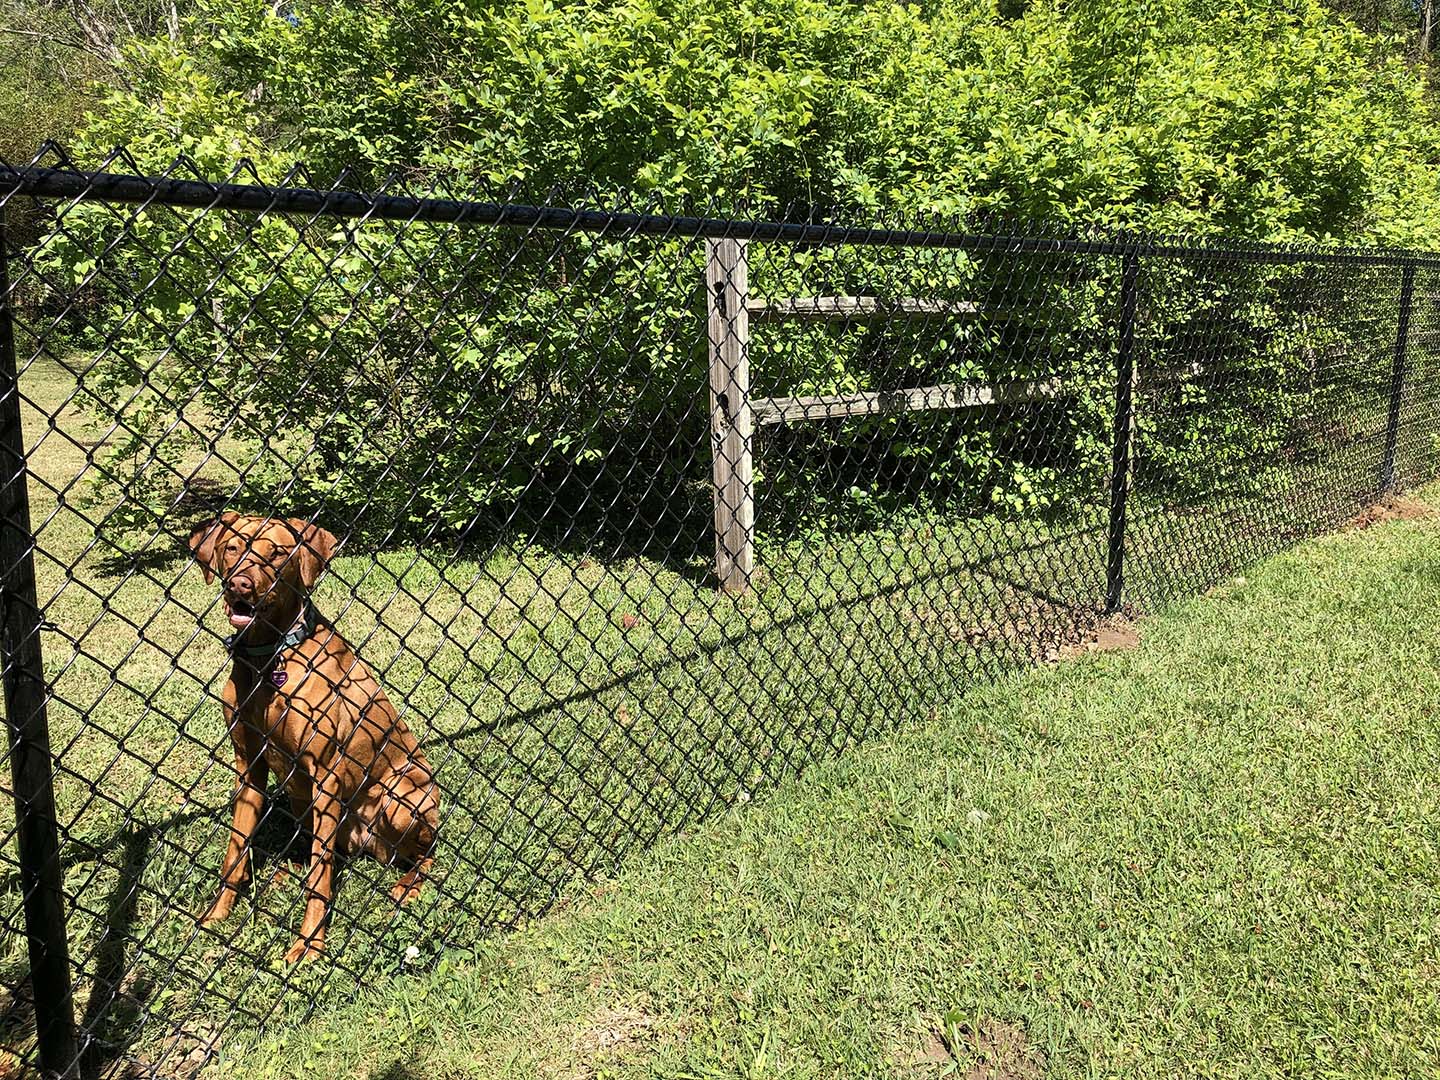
[32,0,1440,546]
[68,0,1440,237]
[0,4,102,242]
[1,4,88,152]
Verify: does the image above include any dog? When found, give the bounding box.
[189,512,439,962]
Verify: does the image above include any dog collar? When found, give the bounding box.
[225,600,319,665]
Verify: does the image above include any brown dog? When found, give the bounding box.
[189,513,439,962]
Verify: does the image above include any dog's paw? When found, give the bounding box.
[389,869,427,906]
[283,936,325,964]
[199,892,238,926]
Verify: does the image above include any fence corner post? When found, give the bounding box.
[1104,249,1141,614]
[1381,260,1416,494]
[706,237,755,594]
[0,207,79,1078]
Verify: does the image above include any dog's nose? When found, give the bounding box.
[229,573,254,595]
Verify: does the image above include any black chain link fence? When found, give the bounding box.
[3,149,1439,1078]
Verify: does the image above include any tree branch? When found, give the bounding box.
[0,24,96,54]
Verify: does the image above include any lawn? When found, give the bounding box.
[219,483,1440,1079]
[0,355,1118,1070]
[2,349,1438,1077]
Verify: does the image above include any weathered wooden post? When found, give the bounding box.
[705,238,754,594]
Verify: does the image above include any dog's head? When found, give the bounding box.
[189,513,337,633]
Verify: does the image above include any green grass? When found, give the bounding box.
[222,482,1440,1080]
[5,355,1121,1067]
[3,352,1438,1076]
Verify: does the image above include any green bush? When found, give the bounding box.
[29,0,1440,550]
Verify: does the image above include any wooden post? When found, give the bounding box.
[706,238,754,594]
[212,295,227,363]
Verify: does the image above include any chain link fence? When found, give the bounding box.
[3,150,1439,1078]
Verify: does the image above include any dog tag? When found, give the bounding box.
[270,670,288,688]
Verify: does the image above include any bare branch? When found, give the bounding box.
[0,22,104,57]
[65,0,125,64]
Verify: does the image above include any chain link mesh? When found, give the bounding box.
[3,148,1439,1077]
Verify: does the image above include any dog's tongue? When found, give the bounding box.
[225,600,255,629]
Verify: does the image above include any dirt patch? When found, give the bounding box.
[131,1023,221,1080]
[949,1019,1045,1080]
[902,1018,1045,1079]
[903,1029,953,1068]
[1345,494,1435,530]
[905,587,1139,665]
[569,1001,657,1077]
[1055,614,1140,662]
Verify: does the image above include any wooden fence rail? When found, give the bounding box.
[705,244,1068,593]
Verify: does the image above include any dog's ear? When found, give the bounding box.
[188,512,239,584]
[288,520,338,590]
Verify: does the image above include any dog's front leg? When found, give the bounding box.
[201,721,268,925]
[285,769,340,963]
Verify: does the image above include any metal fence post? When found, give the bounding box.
[1105,249,1141,614]
[1381,260,1416,493]
[0,207,79,1077]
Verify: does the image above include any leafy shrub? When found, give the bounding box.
[28,0,1440,551]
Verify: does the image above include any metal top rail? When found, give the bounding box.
[3,162,1439,268]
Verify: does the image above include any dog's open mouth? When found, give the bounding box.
[225,598,256,629]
